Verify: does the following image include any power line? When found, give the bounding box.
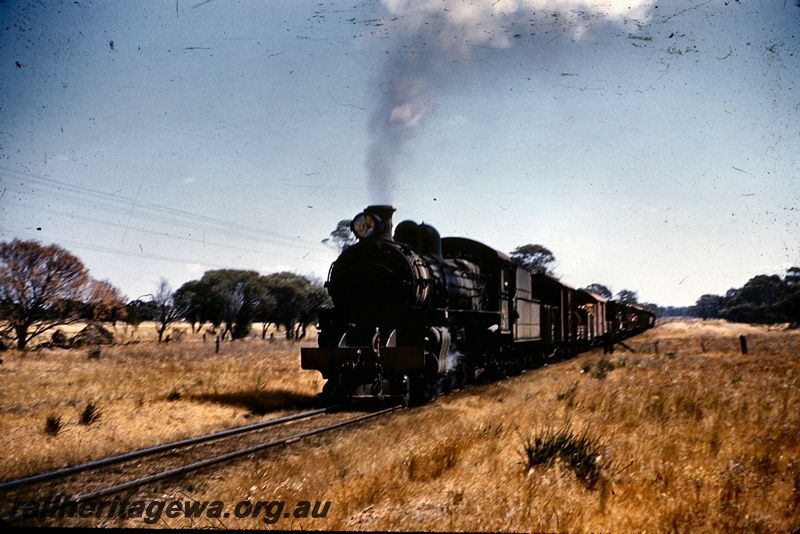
[1,166,338,282]
[0,166,324,249]
[7,198,328,260]
[10,227,333,276]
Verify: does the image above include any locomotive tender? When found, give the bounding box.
[301,205,654,405]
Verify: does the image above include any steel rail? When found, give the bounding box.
[0,403,351,491]
[2,404,401,524]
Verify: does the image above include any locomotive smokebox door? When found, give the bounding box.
[351,205,396,241]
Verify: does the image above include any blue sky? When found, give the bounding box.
[1,0,798,307]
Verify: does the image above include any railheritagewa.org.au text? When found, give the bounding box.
[10,495,331,525]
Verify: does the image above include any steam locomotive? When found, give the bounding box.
[301,205,655,405]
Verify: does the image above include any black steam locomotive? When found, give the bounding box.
[301,205,654,405]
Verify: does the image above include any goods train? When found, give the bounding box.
[301,205,655,405]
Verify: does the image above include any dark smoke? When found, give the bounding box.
[366,41,439,203]
[364,0,655,203]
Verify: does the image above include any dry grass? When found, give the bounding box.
[5,319,800,532]
[0,322,322,482]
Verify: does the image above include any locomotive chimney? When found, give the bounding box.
[365,205,395,241]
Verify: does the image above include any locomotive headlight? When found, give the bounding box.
[351,212,379,239]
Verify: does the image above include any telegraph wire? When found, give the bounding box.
[122,176,146,246]
[3,168,318,246]
[7,198,320,260]
[0,166,337,283]
[0,166,323,249]
[10,225,332,279]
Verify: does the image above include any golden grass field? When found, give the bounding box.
[2,319,799,532]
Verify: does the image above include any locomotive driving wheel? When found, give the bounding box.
[437,374,453,395]
[489,351,509,379]
[411,373,437,405]
[453,360,469,390]
[400,374,411,407]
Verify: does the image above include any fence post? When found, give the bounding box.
[739,335,748,355]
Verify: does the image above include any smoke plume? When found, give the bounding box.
[365,0,654,203]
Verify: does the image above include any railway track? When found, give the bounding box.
[1,401,402,525]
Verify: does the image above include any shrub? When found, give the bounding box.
[44,414,63,436]
[170,328,185,342]
[593,358,615,379]
[71,323,114,347]
[79,402,102,425]
[520,426,609,489]
[51,329,70,348]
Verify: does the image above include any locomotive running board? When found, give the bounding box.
[301,347,429,378]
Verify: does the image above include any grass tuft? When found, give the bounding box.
[592,358,615,379]
[520,426,609,489]
[556,382,579,407]
[44,414,63,436]
[79,402,102,425]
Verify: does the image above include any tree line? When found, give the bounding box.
[690,268,800,324]
[172,270,329,341]
[0,239,330,350]
[4,236,796,350]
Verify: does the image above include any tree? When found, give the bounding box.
[253,285,279,339]
[509,244,555,274]
[174,280,205,332]
[296,281,331,339]
[694,294,724,320]
[616,289,639,305]
[783,268,800,324]
[322,219,357,253]
[658,305,696,318]
[581,283,612,300]
[150,278,189,343]
[719,274,788,324]
[207,270,270,340]
[737,275,785,306]
[177,270,277,340]
[686,269,800,325]
[83,279,128,325]
[261,272,331,339]
[125,301,143,333]
[0,239,92,349]
[174,270,330,341]
[784,266,800,287]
